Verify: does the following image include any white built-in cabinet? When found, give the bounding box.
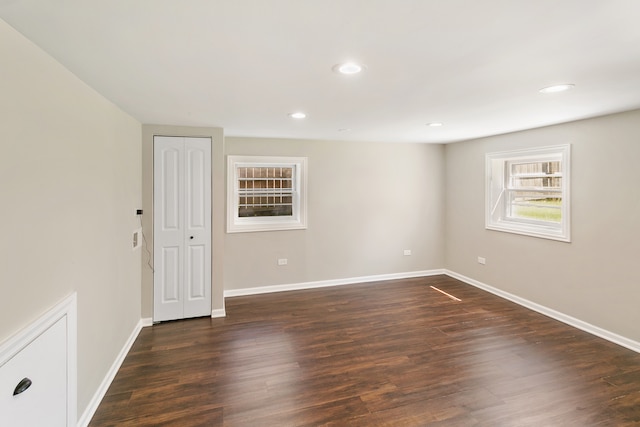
[0,294,76,427]
[153,136,212,322]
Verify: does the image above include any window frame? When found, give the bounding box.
[227,155,308,233]
[485,145,571,242]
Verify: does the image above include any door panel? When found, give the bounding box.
[187,245,205,299]
[162,246,181,302]
[154,136,211,322]
[187,147,205,229]
[162,148,181,230]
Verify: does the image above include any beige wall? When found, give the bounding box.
[141,125,225,319]
[224,137,445,290]
[444,109,640,342]
[0,19,142,417]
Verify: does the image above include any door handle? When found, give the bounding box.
[13,378,32,396]
[189,236,194,240]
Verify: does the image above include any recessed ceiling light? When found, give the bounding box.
[289,112,306,119]
[539,84,575,94]
[333,62,364,75]
[427,122,443,127]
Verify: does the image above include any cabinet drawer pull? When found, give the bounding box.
[13,378,32,396]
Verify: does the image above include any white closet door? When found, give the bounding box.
[183,138,212,318]
[153,136,211,322]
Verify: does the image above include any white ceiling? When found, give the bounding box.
[2,0,640,143]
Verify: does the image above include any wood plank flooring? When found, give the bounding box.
[89,275,640,426]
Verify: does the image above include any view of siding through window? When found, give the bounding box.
[238,166,294,217]
[508,161,562,222]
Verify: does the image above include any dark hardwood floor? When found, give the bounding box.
[89,275,640,426]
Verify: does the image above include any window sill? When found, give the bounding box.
[486,221,570,242]
[227,218,307,233]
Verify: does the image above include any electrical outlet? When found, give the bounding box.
[278,258,288,266]
[403,249,412,256]
[477,256,486,265]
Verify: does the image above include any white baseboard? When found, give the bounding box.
[224,269,445,298]
[445,270,640,354]
[211,308,226,318]
[77,318,145,427]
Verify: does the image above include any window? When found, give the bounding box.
[486,145,570,241]
[227,156,307,233]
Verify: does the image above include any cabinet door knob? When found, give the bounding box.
[190,236,194,240]
[13,378,32,396]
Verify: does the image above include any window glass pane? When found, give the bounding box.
[508,191,562,223]
[510,161,562,189]
[237,165,295,218]
[507,160,562,223]
[512,176,562,189]
[510,161,561,175]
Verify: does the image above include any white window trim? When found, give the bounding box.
[227,155,308,233]
[485,144,571,242]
